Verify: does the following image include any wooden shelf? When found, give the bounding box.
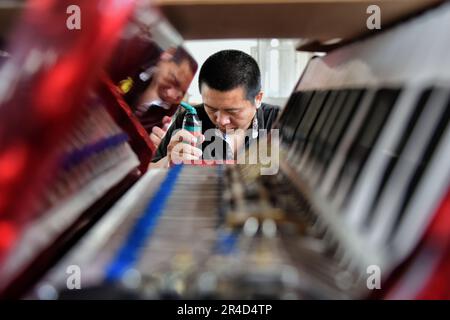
[155,0,443,50]
[0,1,25,42]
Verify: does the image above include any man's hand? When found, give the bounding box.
[150,116,172,149]
[168,129,205,165]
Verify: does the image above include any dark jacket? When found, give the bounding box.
[151,103,280,162]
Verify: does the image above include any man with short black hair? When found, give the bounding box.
[150,49,280,167]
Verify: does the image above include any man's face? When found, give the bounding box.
[155,58,195,105]
[201,84,262,133]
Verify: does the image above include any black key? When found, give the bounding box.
[283,91,315,144]
[292,90,330,157]
[322,89,365,173]
[303,90,338,160]
[388,91,450,240]
[364,88,433,227]
[278,91,303,141]
[309,90,349,174]
[328,88,401,203]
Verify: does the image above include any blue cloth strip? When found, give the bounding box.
[105,164,184,282]
[62,133,129,170]
[214,230,239,255]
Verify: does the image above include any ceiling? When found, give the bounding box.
[154,0,444,51]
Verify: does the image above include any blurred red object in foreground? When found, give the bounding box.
[0,0,136,265]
